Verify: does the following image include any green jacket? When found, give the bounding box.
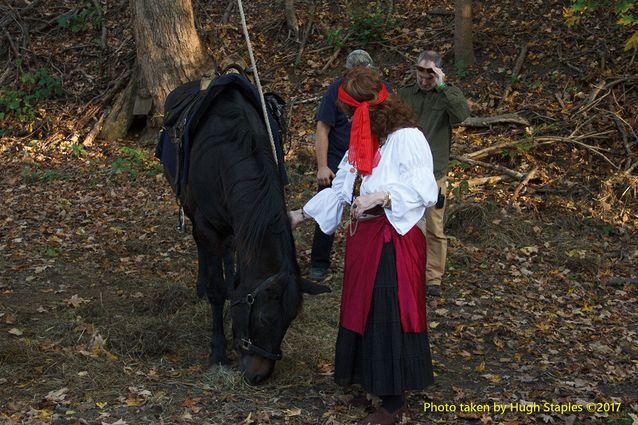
[399,83,470,180]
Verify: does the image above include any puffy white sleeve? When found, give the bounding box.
[303,155,354,235]
[383,128,438,233]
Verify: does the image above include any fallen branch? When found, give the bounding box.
[284,0,300,41]
[97,69,131,102]
[222,0,234,24]
[554,92,566,109]
[376,42,414,62]
[574,76,638,116]
[428,7,454,15]
[585,81,606,107]
[321,31,352,72]
[457,113,529,128]
[2,26,20,57]
[512,166,539,201]
[612,112,631,157]
[82,111,106,147]
[293,95,322,105]
[465,139,531,160]
[450,155,525,179]
[0,0,44,30]
[465,132,617,162]
[574,90,609,116]
[294,0,319,66]
[467,175,511,187]
[0,66,11,86]
[608,97,637,172]
[625,161,638,175]
[90,0,106,49]
[604,277,638,287]
[557,45,584,75]
[500,42,528,106]
[535,134,619,169]
[286,94,323,134]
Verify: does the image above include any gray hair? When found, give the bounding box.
[417,50,442,67]
[345,49,374,69]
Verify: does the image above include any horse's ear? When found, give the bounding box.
[299,278,331,295]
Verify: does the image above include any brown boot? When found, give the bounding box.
[356,405,408,425]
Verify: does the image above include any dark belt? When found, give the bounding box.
[358,205,385,221]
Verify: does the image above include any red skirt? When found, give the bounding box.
[341,216,427,335]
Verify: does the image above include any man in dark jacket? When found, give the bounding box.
[399,50,470,297]
[309,49,376,281]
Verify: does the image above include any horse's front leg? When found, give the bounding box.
[207,296,228,365]
[198,249,228,366]
[193,220,229,366]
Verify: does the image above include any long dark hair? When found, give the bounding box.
[337,67,418,141]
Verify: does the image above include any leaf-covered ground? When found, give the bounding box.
[1,0,637,424]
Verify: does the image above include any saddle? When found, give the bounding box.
[155,68,288,200]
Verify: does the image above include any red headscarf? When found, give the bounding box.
[338,83,389,175]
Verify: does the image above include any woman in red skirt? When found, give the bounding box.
[290,66,439,425]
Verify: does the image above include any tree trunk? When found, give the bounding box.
[454,0,475,71]
[129,0,212,127]
[284,0,299,41]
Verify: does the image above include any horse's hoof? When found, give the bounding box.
[207,354,229,367]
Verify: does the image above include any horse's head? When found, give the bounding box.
[230,272,329,385]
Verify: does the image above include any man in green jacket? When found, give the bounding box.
[399,50,470,297]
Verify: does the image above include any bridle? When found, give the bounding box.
[230,271,287,361]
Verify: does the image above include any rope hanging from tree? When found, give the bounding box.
[236,0,279,165]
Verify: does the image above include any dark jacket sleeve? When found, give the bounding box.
[441,85,470,125]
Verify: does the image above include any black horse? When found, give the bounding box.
[158,73,328,385]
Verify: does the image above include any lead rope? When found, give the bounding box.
[236,0,279,165]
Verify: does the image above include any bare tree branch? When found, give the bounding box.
[450,155,525,179]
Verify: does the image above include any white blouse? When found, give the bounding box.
[304,127,438,236]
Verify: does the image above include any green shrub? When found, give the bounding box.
[22,165,67,182]
[565,0,638,50]
[0,67,62,123]
[352,12,386,43]
[111,147,163,181]
[57,3,102,33]
[327,27,345,48]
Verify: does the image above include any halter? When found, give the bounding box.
[230,271,287,361]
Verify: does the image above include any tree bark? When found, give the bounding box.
[454,0,475,70]
[129,0,212,127]
[284,0,300,41]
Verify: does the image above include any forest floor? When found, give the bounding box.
[1,0,637,424]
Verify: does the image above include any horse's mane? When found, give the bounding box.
[195,86,295,269]
[233,160,289,265]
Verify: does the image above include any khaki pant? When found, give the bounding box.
[418,177,447,287]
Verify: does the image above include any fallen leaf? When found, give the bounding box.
[45,387,69,404]
[458,411,481,420]
[64,294,90,308]
[101,420,127,425]
[8,328,23,336]
[284,408,302,417]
